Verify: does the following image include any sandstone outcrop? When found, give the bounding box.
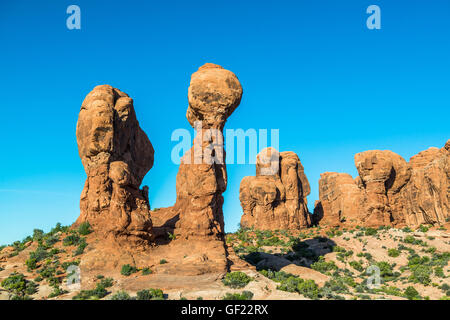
[314,140,449,228]
[151,63,242,274]
[75,85,154,245]
[239,148,312,230]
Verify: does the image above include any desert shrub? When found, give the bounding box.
[63,234,81,246]
[434,266,445,278]
[409,265,433,285]
[39,266,56,279]
[121,264,138,276]
[418,225,429,233]
[349,261,364,272]
[72,277,113,300]
[159,259,168,264]
[424,247,436,254]
[77,222,92,235]
[48,286,68,298]
[364,228,377,236]
[32,229,45,242]
[1,272,37,299]
[404,286,420,300]
[222,291,254,300]
[375,261,395,280]
[136,288,164,300]
[73,238,87,256]
[311,256,337,274]
[403,235,427,246]
[388,248,400,257]
[377,285,403,297]
[45,234,60,247]
[29,245,51,263]
[260,270,319,299]
[142,267,153,275]
[296,279,320,299]
[98,277,114,288]
[111,291,132,300]
[320,278,349,298]
[222,271,252,289]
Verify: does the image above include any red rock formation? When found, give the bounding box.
[313,173,364,227]
[315,140,449,228]
[75,85,154,244]
[150,63,242,274]
[239,148,311,230]
[401,143,449,226]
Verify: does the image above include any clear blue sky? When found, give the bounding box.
[1,0,449,245]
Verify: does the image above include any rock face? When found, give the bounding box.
[314,140,449,228]
[75,85,154,244]
[240,148,312,230]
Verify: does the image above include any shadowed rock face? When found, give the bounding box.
[75,85,154,244]
[240,148,312,230]
[314,140,449,228]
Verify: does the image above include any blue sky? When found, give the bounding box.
[0,0,449,245]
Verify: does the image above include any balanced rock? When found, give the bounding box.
[148,63,242,275]
[240,148,311,230]
[75,85,154,244]
[314,140,449,228]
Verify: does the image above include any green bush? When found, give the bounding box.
[73,238,87,256]
[72,277,113,300]
[404,286,420,300]
[310,256,337,274]
[260,270,320,299]
[349,261,364,272]
[63,234,81,246]
[142,267,153,275]
[77,222,92,235]
[159,259,168,264]
[222,272,252,289]
[222,291,254,300]
[136,288,164,300]
[26,258,38,271]
[388,248,400,257]
[121,264,138,276]
[111,291,132,300]
[1,273,38,299]
[409,265,432,285]
[364,228,378,236]
[48,287,68,298]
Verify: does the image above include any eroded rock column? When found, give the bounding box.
[76,85,154,244]
[174,63,243,239]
